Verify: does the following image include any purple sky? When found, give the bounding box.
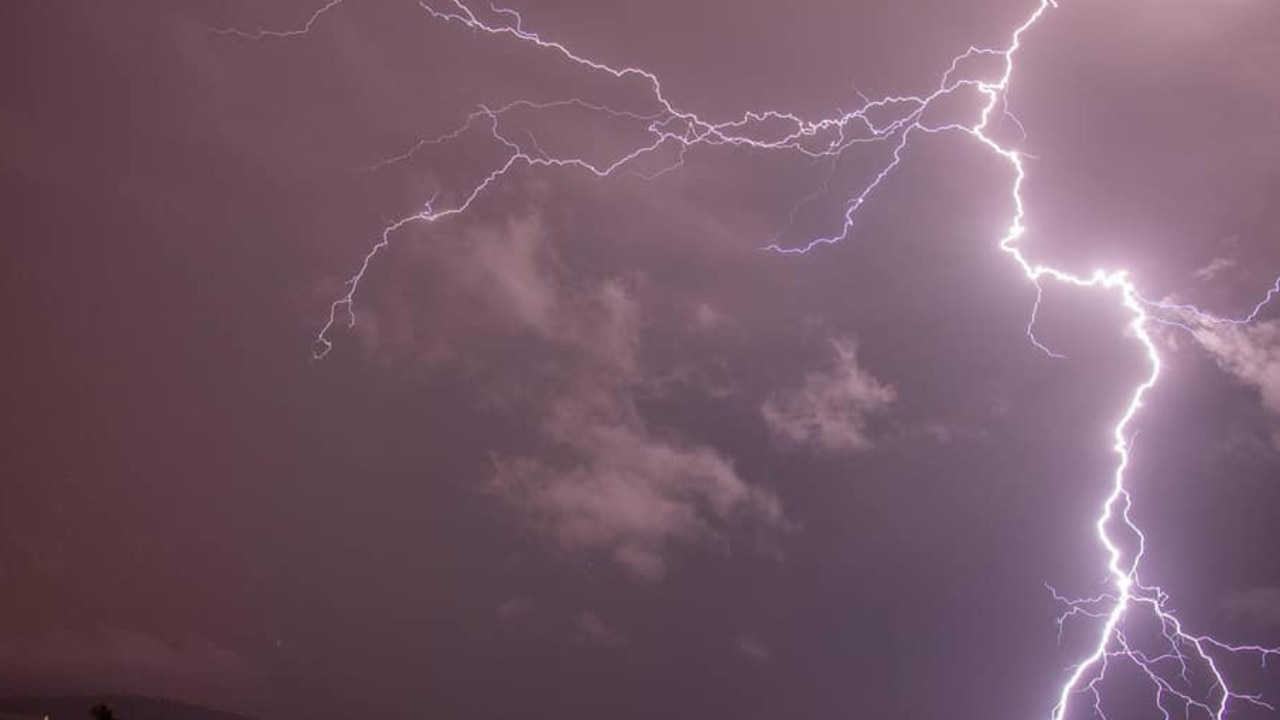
[3,1,1280,718]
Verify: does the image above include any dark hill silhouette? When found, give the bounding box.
[0,696,255,720]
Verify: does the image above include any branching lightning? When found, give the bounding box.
[224,1,1280,717]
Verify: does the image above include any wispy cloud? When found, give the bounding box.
[762,337,895,453]
[0,627,257,709]
[1192,257,1237,283]
[1192,320,1280,414]
[578,611,627,647]
[735,635,771,662]
[366,210,790,581]
[491,381,786,582]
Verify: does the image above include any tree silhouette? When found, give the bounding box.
[89,703,117,720]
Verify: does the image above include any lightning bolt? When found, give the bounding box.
[210,0,348,40]
[224,1,1280,716]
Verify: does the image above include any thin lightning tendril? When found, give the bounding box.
[211,0,348,40]
[225,1,1280,717]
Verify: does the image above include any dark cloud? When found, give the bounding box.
[0,628,256,710]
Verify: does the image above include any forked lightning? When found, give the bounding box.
[221,2,1280,716]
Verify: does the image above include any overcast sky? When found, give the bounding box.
[3,1,1280,719]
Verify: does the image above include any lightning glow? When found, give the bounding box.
[225,1,1280,717]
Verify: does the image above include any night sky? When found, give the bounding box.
[3,1,1280,719]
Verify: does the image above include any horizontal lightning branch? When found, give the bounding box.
[223,1,1280,717]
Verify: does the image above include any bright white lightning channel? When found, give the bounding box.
[224,1,1280,717]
